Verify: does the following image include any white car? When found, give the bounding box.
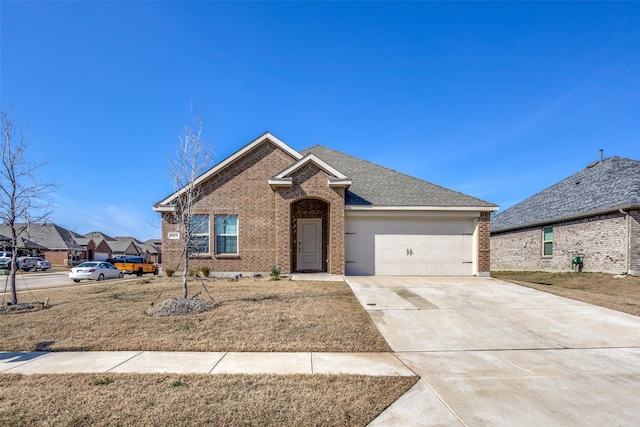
[69,262,124,282]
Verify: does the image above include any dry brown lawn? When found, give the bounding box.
[0,277,414,425]
[492,271,640,316]
[0,277,390,352]
[0,373,418,426]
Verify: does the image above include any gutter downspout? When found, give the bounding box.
[620,209,630,274]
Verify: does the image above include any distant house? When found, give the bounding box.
[491,156,640,274]
[83,232,161,264]
[154,132,497,276]
[0,223,161,266]
[0,223,85,265]
[145,239,162,264]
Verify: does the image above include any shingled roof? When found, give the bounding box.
[0,223,85,251]
[301,145,496,208]
[491,156,640,232]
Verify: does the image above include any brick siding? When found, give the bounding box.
[161,141,346,275]
[491,211,638,274]
[477,211,491,274]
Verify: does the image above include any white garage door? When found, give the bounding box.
[94,252,109,261]
[345,217,476,276]
[375,234,472,275]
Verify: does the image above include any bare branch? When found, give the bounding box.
[0,110,58,304]
[165,104,214,298]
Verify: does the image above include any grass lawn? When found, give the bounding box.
[0,277,414,426]
[0,374,418,426]
[492,271,640,316]
[0,277,390,352]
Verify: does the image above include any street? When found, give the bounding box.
[0,270,122,294]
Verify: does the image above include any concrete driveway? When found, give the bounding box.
[346,276,640,426]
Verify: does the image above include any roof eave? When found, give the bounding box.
[491,204,640,233]
[346,205,499,212]
[153,205,176,213]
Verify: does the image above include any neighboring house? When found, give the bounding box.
[83,232,161,263]
[491,156,640,275]
[154,132,497,276]
[145,239,162,264]
[0,223,86,265]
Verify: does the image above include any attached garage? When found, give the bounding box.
[345,212,480,276]
[94,252,109,261]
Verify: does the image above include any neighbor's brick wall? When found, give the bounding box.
[477,211,491,273]
[491,212,628,273]
[44,250,70,266]
[161,141,297,274]
[628,210,640,274]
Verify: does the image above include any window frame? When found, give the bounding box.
[542,226,553,257]
[215,215,239,255]
[189,214,210,256]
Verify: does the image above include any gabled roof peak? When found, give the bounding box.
[268,153,352,189]
[154,132,302,211]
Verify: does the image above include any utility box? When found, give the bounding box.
[572,254,584,272]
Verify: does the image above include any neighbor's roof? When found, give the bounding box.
[491,156,640,232]
[0,223,85,251]
[301,145,497,209]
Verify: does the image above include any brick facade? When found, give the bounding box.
[274,162,346,274]
[161,141,346,275]
[491,210,640,274]
[477,211,491,274]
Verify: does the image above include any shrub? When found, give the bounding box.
[165,268,175,277]
[200,266,210,278]
[188,269,198,277]
[270,266,281,281]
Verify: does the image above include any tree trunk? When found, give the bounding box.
[10,257,17,305]
[182,256,189,299]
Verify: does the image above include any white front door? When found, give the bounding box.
[297,219,322,271]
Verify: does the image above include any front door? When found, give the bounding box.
[297,219,322,271]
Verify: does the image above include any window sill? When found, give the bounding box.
[189,254,212,259]
[215,254,240,259]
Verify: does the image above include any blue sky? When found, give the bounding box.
[2,2,639,241]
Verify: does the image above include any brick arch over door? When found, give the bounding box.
[291,198,329,272]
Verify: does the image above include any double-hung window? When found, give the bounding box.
[189,215,210,255]
[216,215,238,255]
[543,226,553,256]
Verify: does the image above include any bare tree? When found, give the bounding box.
[167,106,213,299]
[0,110,56,305]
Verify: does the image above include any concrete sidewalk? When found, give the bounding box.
[346,276,640,426]
[0,351,414,376]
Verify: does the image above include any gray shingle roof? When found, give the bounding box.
[301,145,497,208]
[0,223,85,250]
[491,156,640,232]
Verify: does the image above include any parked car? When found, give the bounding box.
[69,262,124,282]
[17,256,38,271]
[0,251,13,269]
[32,257,51,271]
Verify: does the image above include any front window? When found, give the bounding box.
[215,215,238,254]
[543,226,553,256]
[189,215,210,255]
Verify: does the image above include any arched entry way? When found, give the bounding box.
[291,198,329,272]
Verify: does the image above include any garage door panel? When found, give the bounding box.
[375,234,473,276]
[346,217,476,276]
